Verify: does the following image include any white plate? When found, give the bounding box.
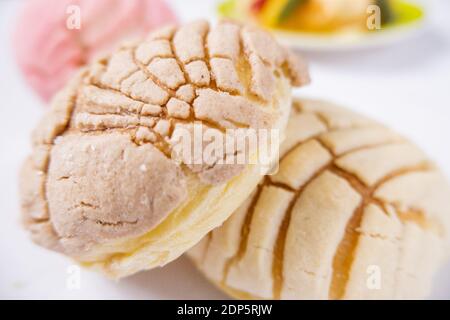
[274,17,426,51]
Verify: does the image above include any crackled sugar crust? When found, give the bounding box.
[189,99,450,300]
[19,21,308,260]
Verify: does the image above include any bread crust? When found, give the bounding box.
[189,98,450,300]
[19,20,308,277]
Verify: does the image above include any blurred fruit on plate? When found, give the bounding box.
[13,0,178,101]
[219,0,423,32]
[219,0,425,50]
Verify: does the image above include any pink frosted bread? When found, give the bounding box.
[13,0,178,101]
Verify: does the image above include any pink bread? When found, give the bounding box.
[13,0,178,101]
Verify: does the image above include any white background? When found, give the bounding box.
[0,0,449,299]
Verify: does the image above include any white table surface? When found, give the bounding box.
[0,0,449,299]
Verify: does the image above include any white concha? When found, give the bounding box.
[188,98,450,300]
[19,20,309,279]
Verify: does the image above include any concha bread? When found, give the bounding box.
[189,98,450,299]
[19,20,309,278]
